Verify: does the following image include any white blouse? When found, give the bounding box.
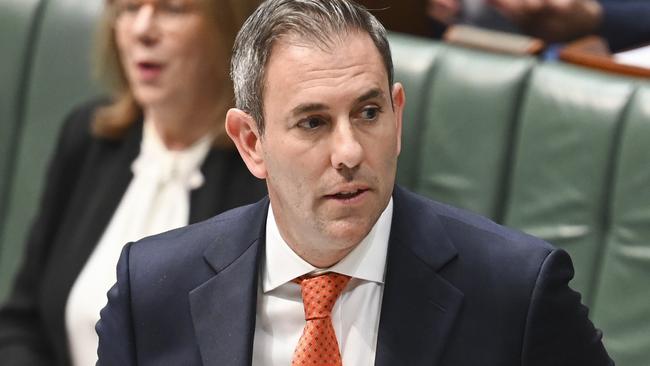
[65,120,212,366]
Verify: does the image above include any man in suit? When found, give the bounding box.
[96,0,614,365]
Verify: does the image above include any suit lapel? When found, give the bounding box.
[189,198,269,366]
[375,187,464,366]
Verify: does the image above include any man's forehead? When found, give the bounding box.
[265,31,387,83]
[267,29,384,68]
[266,36,387,96]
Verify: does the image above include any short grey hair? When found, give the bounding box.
[230,0,394,135]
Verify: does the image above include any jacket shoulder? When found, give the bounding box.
[393,185,559,298]
[126,199,267,282]
[395,185,554,255]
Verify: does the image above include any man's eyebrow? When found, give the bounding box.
[356,88,385,104]
[289,88,386,117]
[291,103,329,117]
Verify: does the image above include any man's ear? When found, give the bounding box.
[391,82,405,156]
[225,108,267,179]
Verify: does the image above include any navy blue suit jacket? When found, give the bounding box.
[97,186,613,365]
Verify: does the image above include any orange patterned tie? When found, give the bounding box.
[292,272,351,366]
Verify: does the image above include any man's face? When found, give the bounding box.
[238,31,404,263]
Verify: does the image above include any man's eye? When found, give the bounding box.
[360,106,381,121]
[297,117,325,130]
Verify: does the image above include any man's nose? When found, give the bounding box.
[330,121,364,170]
[133,5,159,44]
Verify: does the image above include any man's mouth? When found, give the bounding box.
[326,189,368,200]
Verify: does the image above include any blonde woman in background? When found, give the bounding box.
[0,0,264,365]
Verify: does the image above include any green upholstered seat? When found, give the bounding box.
[0,0,44,248]
[388,33,445,189]
[501,63,635,299]
[591,85,650,366]
[0,0,103,299]
[414,46,533,219]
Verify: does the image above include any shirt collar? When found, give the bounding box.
[262,198,393,293]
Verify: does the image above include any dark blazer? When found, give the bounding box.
[97,185,613,366]
[0,100,267,366]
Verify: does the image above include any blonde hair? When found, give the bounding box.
[92,0,261,147]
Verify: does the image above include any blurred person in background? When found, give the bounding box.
[428,0,650,52]
[0,0,264,365]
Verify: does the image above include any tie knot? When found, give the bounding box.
[295,272,351,320]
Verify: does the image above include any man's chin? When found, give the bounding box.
[321,219,375,248]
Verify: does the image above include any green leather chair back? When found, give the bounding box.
[0,0,103,299]
[502,64,635,299]
[389,33,445,189]
[591,85,650,366]
[415,46,533,219]
[0,0,44,250]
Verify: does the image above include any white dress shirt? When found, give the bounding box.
[65,120,212,366]
[252,199,393,366]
